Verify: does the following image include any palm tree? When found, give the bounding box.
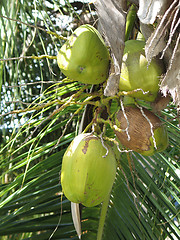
[0,0,179,239]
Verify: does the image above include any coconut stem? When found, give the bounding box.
[97,192,111,240]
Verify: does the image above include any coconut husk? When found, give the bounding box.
[151,92,171,113]
[115,106,162,152]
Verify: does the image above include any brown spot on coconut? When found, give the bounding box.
[114,106,168,156]
[82,135,97,154]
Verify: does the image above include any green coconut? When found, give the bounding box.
[119,40,163,102]
[114,106,168,156]
[57,24,110,84]
[61,133,116,207]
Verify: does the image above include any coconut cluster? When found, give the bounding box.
[58,24,169,207]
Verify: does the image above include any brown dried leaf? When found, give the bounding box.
[145,0,179,62]
[137,0,171,24]
[160,47,180,108]
[142,0,180,108]
[95,0,127,96]
[145,29,167,62]
[104,73,120,97]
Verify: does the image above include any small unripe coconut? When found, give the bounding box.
[114,106,168,156]
[57,24,110,84]
[61,133,116,207]
[119,40,163,102]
